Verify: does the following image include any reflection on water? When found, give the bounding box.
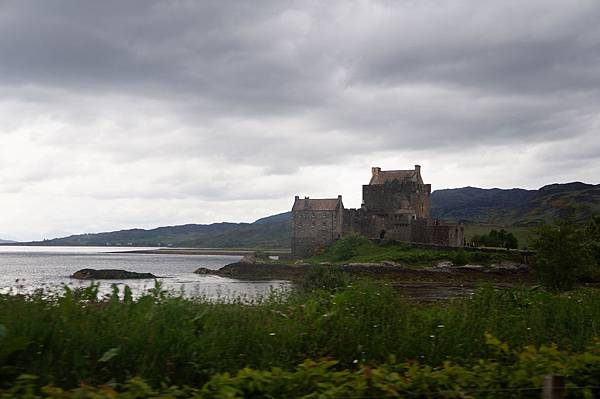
[0,246,290,300]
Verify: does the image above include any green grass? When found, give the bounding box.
[1,277,599,390]
[465,225,533,249]
[307,234,518,266]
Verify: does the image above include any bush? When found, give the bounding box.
[296,265,352,293]
[472,229,519,249]
[451,249,468,266]
[531,221,594,291]
[585,215,600,266]
[3,339,600,398]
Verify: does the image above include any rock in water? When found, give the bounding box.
[193,267,213,274]
[71,269,156,280]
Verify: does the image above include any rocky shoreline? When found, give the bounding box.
[195,258,533,283]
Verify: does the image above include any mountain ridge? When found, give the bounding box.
[11,182,599,248]
[17,214,292,249]
[431,182,600,226]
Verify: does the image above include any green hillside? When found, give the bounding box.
[431,182,600,226]
[24,213,292,249]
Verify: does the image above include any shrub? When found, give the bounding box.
[296,266,352,293]
[472,229,519,249]
[531,221,594,291]
[451,249,468,266]
[3,339,600,398]
[585,215,600,266]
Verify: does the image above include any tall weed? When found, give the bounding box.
[0,283,599,389]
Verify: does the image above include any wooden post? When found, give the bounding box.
[542,375,565,399]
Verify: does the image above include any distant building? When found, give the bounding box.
[291,165,464,258]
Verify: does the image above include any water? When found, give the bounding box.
[0,246,289,299]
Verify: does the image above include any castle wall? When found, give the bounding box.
[408,218,429,245]
[409,218,464,247]
[362,181,431,218]
[386,223,412,242]
[342,208,362,235]
[447,224,465,247]
[292,209,342,258]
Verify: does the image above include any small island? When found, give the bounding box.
[71,268,157,280]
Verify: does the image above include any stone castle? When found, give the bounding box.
[292,165,464,258]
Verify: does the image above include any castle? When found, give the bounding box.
[291,165,464,258]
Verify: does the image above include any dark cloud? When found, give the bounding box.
[0,0,599,240]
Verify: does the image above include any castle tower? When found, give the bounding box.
[291,195,344,258]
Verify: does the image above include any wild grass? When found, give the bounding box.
[5,342,600,398]
[0,277,599,389]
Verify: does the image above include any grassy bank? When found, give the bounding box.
[307,235,519,265]
[1,276,599,391]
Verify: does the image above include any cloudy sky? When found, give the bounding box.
[1,0,599,241]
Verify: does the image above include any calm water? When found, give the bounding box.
[0,246,289,299]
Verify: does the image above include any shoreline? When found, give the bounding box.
[115,248,291,256]
[194,260,537,284]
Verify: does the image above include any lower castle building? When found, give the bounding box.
[292,165,464,258]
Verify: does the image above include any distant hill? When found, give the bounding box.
[25,215,292,249]
[431,182,600,226]
[252,212,292,225]
[20,182,599,248]
[0,239,17,244]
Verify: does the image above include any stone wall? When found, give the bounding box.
[292,209,342,258]
[362,181,430,218]
[342,208,362,235]
[410,218,464,247]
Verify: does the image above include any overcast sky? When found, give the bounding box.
[1,0,599,241]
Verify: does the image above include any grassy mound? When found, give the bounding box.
[308,234,517,266]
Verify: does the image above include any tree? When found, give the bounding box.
[472,229,518,249]
[531,221,594,292]
[585,215,600,266]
